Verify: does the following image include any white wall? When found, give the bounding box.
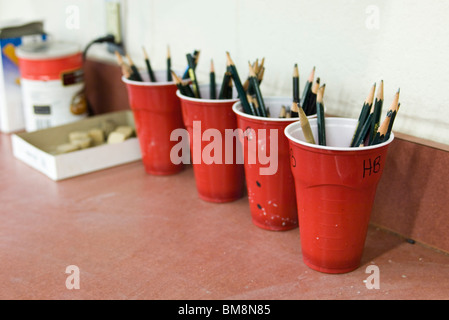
[2,0,448,145]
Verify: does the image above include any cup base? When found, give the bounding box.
[302,256,360,274]
[252,219,298,232]
[144,166,184,176]
[198,193,244,204]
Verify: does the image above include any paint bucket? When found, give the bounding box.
[16,41,87,131]
[285,118,394,273]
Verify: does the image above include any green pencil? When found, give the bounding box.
[187,53,201,98]
[210,59,216,99]
[351,83,376,147]
[248,62,267,117]
[316,85,326,146]
[226,52,253,115]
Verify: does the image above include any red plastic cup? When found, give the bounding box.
[285,118,395,273]
[233,97,317,231]
[177,85,245,203]
[123,71,185,175]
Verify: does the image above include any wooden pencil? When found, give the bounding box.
[167,46,172,82]
[385,89,400,141]
[225,74,233,99]
[316,85,326,146]
[142,46,156,82]
[182,50,200,79]
[115,51,139,81]
[373,80,384,130]
[300,66,315,113]
[210,59,216,100]
[293,64,300,104]
[126,54,143,82]
[248,62,267,117]
[226,52,253,115]
[290,101,299,118]
[279,105,287,118]
[351,83,376,147]
[371,110,392,145]
[187,53,201,98]
[306,77,320,116]
[172,70,189,96]
[218,72,232,99]
[298,107,316,145]
[248,94,260,117]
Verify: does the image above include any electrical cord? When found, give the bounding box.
[80,34,116,116]
[82,34,116,61]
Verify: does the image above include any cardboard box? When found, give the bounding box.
[0,20,46,133]
[12,110,142,181]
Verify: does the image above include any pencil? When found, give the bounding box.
[279,105,287,118]
[305,77,320,116]
[182,50,200,79]
[371,110,392,146]
[316,85,326,146]
[300,66,315,113]
[385,89,400,141]
[248,94,260,117]
[373,80,384,130]
[248,62,267,117]
[243,60,256,94]
[298,106,316,145]
[172,70,190,97]
[126,54,143,82]
[293,64,300,104]
[187,53,201,98]
[173,70,195,97]
[351,83,376,147]
[226,52,253,115]
[115,51,139,81]
[142,46,156,82]
[218,72,231,99]
[167,46,172,82]
[210,59,216,99]
[226,74,233,99]
[290,101,299,118]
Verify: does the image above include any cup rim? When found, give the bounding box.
[122,76,175,87]
[176,91,240,104]
[121,70,181,87]
[232,97,316,122]
[284,117,395,151]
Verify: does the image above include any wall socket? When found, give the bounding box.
[106,0,125,54]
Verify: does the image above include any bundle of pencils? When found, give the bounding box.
[351,81,401,147]
[115,45,175,83]
[175,51,243,101]
[284,65,324,119]
[226,52,267,116]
